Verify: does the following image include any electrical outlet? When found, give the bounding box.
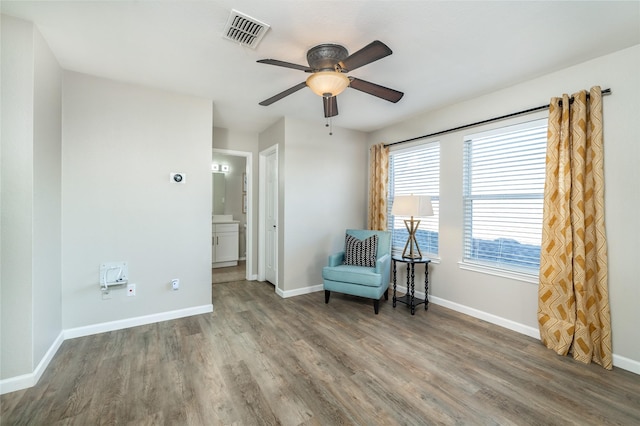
[127,283,136,296]
[171,279,180,291]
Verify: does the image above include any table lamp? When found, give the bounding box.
[391,195,433,258]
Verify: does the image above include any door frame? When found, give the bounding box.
[258,144,278,289]
[212,148,253,280]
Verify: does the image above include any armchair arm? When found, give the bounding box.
[376,254,391,275]
[376,254,391,285]
[328,251,345,267]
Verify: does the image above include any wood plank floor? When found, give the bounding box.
[2,280,639,425]
[212,261,246,284]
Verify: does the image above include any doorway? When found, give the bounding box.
[212,149,253,282]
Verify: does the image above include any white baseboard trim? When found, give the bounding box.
[0,373,34,396]
[612,354,640,375]
[33,331,65,386]
[1,304,213,395]
[429,295,540,340]
[394,284,540,338]
[64,304,213,340]
[278,284,323,299]
[0,331,64,395]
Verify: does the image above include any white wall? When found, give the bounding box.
[282,118,368,293]
[1,15,62,381]
[62,72,213,328]
[32,23,63,370]
[369,45,640,369]
[1,14,36,380]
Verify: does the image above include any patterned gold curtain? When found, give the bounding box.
[367,143,389,231]
[538,86,612,370]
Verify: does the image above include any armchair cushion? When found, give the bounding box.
[343,234,378,267]
[323,264,380,287]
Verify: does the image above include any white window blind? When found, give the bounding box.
[387,142,440,256]
[463,119,547,273]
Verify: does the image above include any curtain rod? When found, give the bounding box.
[385,88,611,147]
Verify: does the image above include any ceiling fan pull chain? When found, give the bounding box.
[325,117,333,136]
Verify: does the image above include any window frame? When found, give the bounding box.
[387,141,440,259]
[460,118,547,282]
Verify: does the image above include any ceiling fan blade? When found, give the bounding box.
[349,78,404,103]
[338,40,392,72]
[259,82,308,106]
[323,96,338,118]
[257,59,312,72]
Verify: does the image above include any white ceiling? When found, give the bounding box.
[2,1,639,134]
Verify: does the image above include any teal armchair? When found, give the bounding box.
[322,229,392,314]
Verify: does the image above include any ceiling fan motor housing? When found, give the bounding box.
[306,44,349,71]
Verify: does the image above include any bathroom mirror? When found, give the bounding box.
[212,172,225,214]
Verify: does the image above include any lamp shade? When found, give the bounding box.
[306,71,350,97]
[391,195,433,217]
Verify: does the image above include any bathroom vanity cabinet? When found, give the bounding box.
[212,222,239,268]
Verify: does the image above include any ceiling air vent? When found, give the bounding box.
[222,10,270,49]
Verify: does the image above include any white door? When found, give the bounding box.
[265,149,278,285]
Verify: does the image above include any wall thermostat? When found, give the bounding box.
[170,173,186,184]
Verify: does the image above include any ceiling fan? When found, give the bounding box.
[257,40,404,120]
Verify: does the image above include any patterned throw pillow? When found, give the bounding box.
[343,234,378,267]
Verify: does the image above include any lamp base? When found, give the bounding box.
[401,218,423,259]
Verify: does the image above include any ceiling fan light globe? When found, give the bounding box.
[306,71,350,98]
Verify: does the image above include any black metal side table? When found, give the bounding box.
[392,255,431,315]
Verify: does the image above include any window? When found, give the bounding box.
[462,119,547,276]
[387,142,440,256]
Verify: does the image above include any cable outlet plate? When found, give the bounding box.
[100,262,128,288]
[127,283,136,296]
[171,279,180,291]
